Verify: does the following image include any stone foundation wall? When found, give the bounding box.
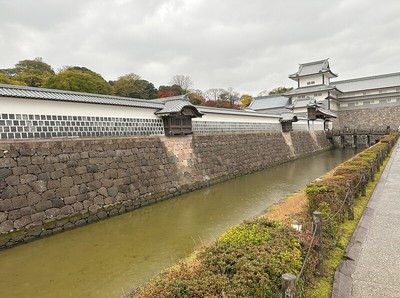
[0,131,332,249]
[337,106,400,130]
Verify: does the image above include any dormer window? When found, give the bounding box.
[307,81,315,85]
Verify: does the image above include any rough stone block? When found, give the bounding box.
[51,198,65,208]
[5,175,20,186]
[30,180,47,193]
[20,174,38,184]
[20,206,33,217]
[73,202,83,212]
[42,190,56,201]
[75,166,87,174]
[0,220,13,233]
[81,173,94,183]
[88,180,101,191]
[0,168,13,180]
[79,183,89,194]
[8,210,21,220]
[66,160,78,168]
[0,212,7,223]
[93,196,104,205]
[0,158,17,168]
[107,186,119,197]
[35,200,52,212]
[17,157,31,167]
[100,178,113,188]
[19,148,35,156]
[27,165,42,174]
[60,205,74,215]
[47,180,61,190]
[44,208,60,219]
[56,188,70,198]
[86,164,98,173]
[72,175,83,185]
[37,173,51,181]
[50,171,63,180]
[60,176,74,188]
[2,186,18,199]
[63,196,77,205]
[41,164,55,173]
[31,212,46,222]
[14,215,32,229]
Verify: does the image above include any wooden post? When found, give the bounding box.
[313,211,323,273]
[370,160,375,182]
[361,168,367,197]
[367,134,371,147]
[353,135,357,148]
[346,180,354,220]
[281,274,297,298]
[376,155,381,171]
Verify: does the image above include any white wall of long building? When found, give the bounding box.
[0,96,325,140]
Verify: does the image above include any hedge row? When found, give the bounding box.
[132,133,398,298]
[305,133,398,253]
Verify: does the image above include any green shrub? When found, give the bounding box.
[134,218,306,298]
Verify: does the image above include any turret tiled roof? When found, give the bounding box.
[289,59,337,80]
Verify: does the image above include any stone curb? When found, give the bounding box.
[331,140,398,298]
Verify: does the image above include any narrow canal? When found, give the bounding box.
[0,149,359,298]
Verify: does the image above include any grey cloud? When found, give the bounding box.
[0,0,399,95]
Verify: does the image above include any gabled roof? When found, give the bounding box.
[289,59,338,80]
[279,112,298,123]
[332,72,400,93]
[285,84,342,95]
[247,94,289,110]
[316,107,337,118]
[154,96,203,117]
[0,83,164,109]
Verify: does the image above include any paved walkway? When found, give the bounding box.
[333,140,400,298]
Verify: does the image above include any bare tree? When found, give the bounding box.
[204,88,225,101]
[170,74,193,94]
[219,87,240,107]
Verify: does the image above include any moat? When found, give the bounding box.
[0,149,359,298]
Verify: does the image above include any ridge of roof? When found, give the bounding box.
[332,72,400,84]
[0,83,164,109]
[298,58,329,67]
[285,84,342,95]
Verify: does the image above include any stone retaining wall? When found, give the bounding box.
[337,106,400,130]
[0,131,332,249]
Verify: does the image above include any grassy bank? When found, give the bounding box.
[130,133,398,298]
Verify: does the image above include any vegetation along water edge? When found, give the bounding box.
[126,133,398,298]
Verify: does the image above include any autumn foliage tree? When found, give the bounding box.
[158,85,182,98]
[240,94,253,109]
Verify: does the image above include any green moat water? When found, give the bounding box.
[0,149,359,298]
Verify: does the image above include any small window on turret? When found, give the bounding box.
[307,81,315,85]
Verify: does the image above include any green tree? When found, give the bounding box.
[268,86,293,95]
[240,94,253,109]
[0,73,26,86]
[45,66,112,95]
[113,73,158,99]
[0,57,55,87]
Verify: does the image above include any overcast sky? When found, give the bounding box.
[1,0,399,96]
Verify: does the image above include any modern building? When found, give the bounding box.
[248,59,400,130]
